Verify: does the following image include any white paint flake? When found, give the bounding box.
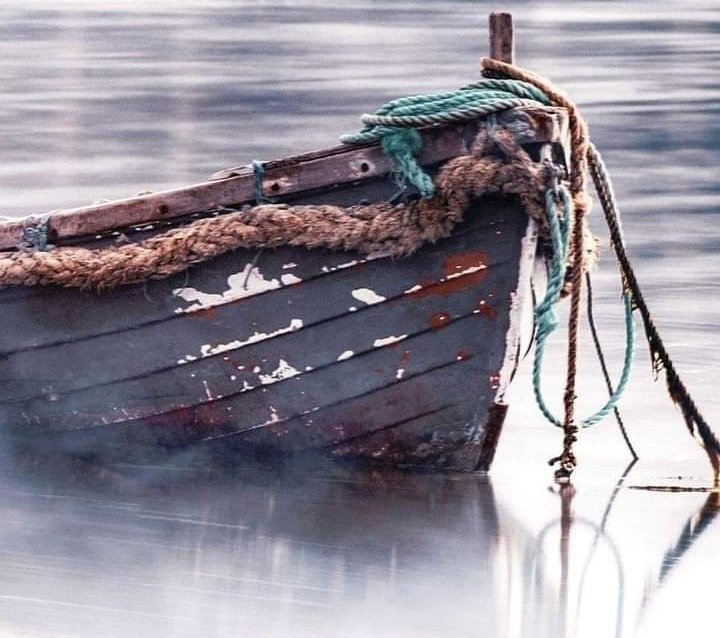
[445,265,487,281]
[280,273,302,285]
[321,259,364,274]
[176,319,304,363]
[373,334,407,347]
[395,368,405,380]
[337,350,354,361]
[404,284,423,294]
[173,264,280,312]
[173,262,305,313]
[282,262,297,270]
[351,288,386,305]
[258,359,301,385]
[202,380,213,401]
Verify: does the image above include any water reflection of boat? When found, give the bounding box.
[0,15,565,470]
[0,457,512,637]
[494,472,720,638]
[1,453,717,637]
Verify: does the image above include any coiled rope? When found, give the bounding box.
[341,78,551,198]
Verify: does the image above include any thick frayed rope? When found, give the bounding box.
[0,129,548,291]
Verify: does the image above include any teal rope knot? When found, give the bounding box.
[380,129,434,198]
[341,79,551,198]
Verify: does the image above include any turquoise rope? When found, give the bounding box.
[342,78,634,429]
[341,79,550,197]
[251,160,269,203]
[532,184,635,428]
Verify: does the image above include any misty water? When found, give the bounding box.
[1,1,719,636]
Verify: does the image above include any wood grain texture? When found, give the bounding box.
[489,12,514,64]
[0,106,566,250]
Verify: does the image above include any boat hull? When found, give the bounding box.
[0,191,535,470]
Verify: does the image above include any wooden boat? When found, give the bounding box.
[0,17,569,471]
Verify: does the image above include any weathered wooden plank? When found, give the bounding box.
[0,205,524,401]
[0,106,566,250]
[2,205,527,426]
[489,12,514,64]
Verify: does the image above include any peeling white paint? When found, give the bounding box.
[348,306,358,312]
[373,334,407,347]
[202,380,213,401]
[351,288,386,305]
[337,350,354,361]
[396,368,405,380]
[260,406,280,426]
[494,219,539,405]
[335,259,360,270]
[321,259,364,274]
[445,265,487,281]
[177,319,304,363]
[173,262,306,313]
[258,359,301,385]
[280,273,302,285]
[404,284,423,294]
[173,263,280,312]
[282,262,297,270]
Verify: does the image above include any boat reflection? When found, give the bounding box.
[0,452,716,637]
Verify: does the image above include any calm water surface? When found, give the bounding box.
[1,1,719,636]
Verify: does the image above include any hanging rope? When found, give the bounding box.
[480,58,717,482]
[587,144,720,480]
[531,184,635,432]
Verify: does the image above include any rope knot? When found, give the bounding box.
[381,129,434,199]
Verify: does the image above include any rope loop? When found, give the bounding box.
[341,79,553,198]
[21,215,52,252]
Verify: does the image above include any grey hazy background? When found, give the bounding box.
[0,1,718,637]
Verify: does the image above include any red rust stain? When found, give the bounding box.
[455,350,472,362]
[476,300,498,319]
[408,251,491,299]
[185,307,219,321]
[429,312,451,331]
[399,349,411,366]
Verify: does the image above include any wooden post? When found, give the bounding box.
[489,12,513,63]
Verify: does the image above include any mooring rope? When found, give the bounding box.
[531,185,635,431]
[481,59,718,481]
[586,272,639,461]
[587,143,720,479]
[343,59,717,480]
